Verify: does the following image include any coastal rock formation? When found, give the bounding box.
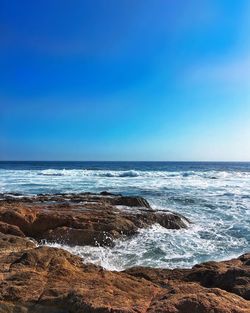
[0,193,249,312]
[146,282,250,313]
[186,253,250,300]
[0,193,189,246]
[0,233,249,313]
[0,233,35,254]
[0,221,25,237]
[126,254,250,301]
[0,237,160,313]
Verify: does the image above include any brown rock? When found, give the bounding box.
[109,195,151,208]
[0,193,188,246]
[0,193,248,312]
[147,282,250,313]
[126,254,250,301]
[0,233,249,313]
[125,266,189,287]
[0,221,25,237]
[44,227,115,246]
[0,233,35,255]
[0,237,160,313]
[186,253,250,300]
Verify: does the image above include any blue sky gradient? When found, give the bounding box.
[1,0,250,161]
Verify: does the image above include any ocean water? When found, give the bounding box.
[0,161,249,271]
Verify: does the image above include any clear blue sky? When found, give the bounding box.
[0,0,249,161]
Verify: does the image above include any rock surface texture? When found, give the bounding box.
[0,193,188,246]
[0,193,249,313]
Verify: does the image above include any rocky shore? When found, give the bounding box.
[0,192,188,247]
[0,192,249,312]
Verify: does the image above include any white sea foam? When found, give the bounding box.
[1,165,250,269]
[45,223,248,271]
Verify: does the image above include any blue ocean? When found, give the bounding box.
[0,161,249,271]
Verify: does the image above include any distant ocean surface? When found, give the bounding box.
[0,161,250,271]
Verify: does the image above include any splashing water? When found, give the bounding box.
[1,161,250,270]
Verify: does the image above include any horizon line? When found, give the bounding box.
[0,160,250,163]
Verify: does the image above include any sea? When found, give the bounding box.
[0,161,249,271]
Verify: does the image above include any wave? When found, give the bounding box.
[43,223,248,271]
[37,169,141,177]
[2,164,250,270]
[99,170,140,177]
[37,169,199,178]
[14,168,250,180]
[2,168,250,186]
[38,172,64,177]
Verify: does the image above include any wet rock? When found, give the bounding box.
[0,193,188,246]
[0,193,248,312]
[100,191,121,196]
[109,196,151,208]
[43,227,115,246]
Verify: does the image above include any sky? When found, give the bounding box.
[0,0,250,161]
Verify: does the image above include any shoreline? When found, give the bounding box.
[0,192,249,312]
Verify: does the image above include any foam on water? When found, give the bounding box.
[45,223,248,271]
[0,162,250,270]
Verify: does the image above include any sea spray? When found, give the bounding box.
[1,161,249,269]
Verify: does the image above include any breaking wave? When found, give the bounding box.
[30,168,250,180]
[45,223,248,271]
[1,161,250,270]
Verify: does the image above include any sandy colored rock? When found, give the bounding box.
[186,253,250,300]
[0,233,35,254]
[0,233,249,313]
[0,237,160,313]
[0,193,188,246]
[0,221,25,237]
[0,193,249,312]
[147,282,250,313]
[126,253,250,301]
